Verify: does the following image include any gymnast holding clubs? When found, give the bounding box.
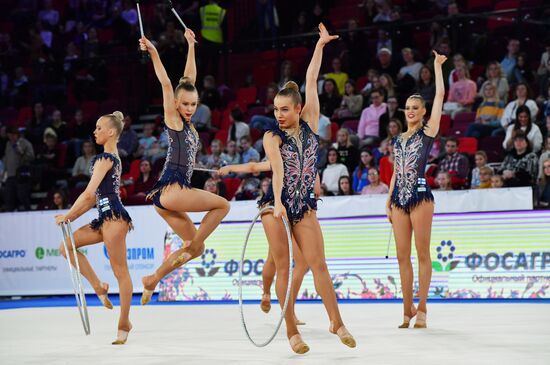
[137,28,230,305]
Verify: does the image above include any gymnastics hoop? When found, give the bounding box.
[238,205,293,347]
[60,220,91,335]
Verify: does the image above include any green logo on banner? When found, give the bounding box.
[35,247,45,260]
[432,240,460,272]
[35,247,68,259]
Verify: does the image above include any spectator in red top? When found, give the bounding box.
[379,143,394,186]
[133,160,156,196]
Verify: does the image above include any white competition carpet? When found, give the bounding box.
[0,302,548,365]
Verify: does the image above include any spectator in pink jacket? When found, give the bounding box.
[357,88,387,147]
[443,65,477,118]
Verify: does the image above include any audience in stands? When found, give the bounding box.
[477,166,494,189]
[437,137,470,187]
[398,48,423,81]
[1,1,549,210]
[501,39,521,82]
[537,158,550,208]
[435,171,453,191]
[337,176,354,196]
[502,105,543,153]
[500,83,539,134]
[319,78,341,118]
[491,174,505,188]
[499,134,538,187]
[118,115,139,159]
[325,57,349,96]
[322,148,349,195]
[478,61,510,103]
[358,88,387,146]
[443,65,477,118]
[352,149,375,193]
[465,82,505,138]
[2,127,34,211]
[470,151,491,189]
[334,128,359,175]
[239,136,260,164]
[206,139,224,168]
[71,140,95,188]
[221,140,240,166]
[360,167,388,194]
[538,136,550,182]
[50,190,70,210]
[334,80,363,120]
[227,107,250,146]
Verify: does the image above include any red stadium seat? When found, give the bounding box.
[330,122,339,142]
[250,127,261,144]
[253,63,276,89]
[235,87,257,111]
[458,137,478,155]
[341,119,359,133]
[223,177,242,200]
[215,130,229,143]
[440,114,452,136]
[453,112,476,128]
[16,106,33,127]
[211,110,222,129]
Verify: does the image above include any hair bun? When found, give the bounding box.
[282,81,299,92]
[112,111,124,121]
[179,76,192,85]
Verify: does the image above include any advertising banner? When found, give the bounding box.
[158,210,550,301]
[0,188,542,298]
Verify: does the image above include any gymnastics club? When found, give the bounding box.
[385,226,393,259]
[136,0,148,60]
[166,0,197,43]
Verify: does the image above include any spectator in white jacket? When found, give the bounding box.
[502,105,543,153]
[321,147,349,195]
[500,83,539,131]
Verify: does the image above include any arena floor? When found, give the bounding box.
[0,300,548,365]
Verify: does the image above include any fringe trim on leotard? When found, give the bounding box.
[257,188,318,225]
[390,190,434,214]
[146,167,193,201]
[90,199,133,231]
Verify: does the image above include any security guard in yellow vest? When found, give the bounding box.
[200,0,226,44]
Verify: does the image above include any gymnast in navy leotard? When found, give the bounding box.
[54,111,133,345]
[386,51,448,330]
[147,121,199,209]
[258,120,320,223]
[138,31,229,306]
[89,152,132,231]
[218,161,324,328]
[390,125,435,214]
[255,24,356,354]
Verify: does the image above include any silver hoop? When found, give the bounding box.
[60,221,91,335]
[238,205,293,347]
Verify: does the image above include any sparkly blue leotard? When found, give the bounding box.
[390,126,435,213]
[89,153,132,231]
[147,123,199,209]
[258,120,319,224]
